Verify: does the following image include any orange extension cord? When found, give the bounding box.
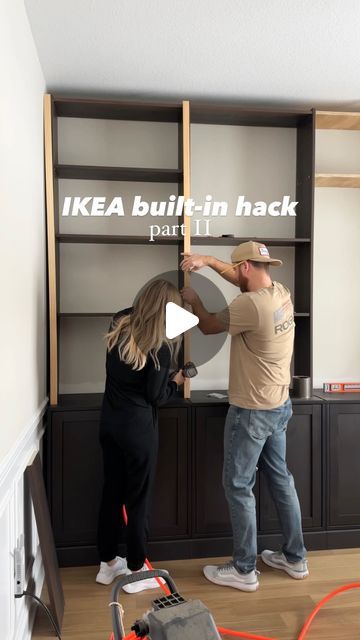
[108,506,360,640]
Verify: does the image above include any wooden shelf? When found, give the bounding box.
[316,111,360,130]
[55,164,183,183]
[191,237,311,246]
[58,310,310,319]
[315,173,360,188]
[56,235,310,247]
[53,96,182,122]
[56,234,181,245]
[58,312,114,317]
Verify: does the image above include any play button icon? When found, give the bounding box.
[131,269,229,367]
[166,302,199,339]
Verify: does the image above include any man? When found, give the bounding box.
[181,241,308,592]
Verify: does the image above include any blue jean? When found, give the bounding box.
[223,397,306,574]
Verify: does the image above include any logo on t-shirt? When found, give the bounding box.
[273,299,292,323]
[274,314,294,335]
[274,299,294,334]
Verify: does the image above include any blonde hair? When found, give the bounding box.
[105,279,182,371]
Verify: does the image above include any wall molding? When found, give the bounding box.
[0,399,48,640]
[0,398,48,517]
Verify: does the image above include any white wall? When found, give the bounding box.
[0,0,47,637]
[313,188,360,386]
[58,117,179,168]
[313,131,360,387]
[0,0,47,461]
[190,124,297,238]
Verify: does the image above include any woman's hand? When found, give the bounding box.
[171,370,186,387]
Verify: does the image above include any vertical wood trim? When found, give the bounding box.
[176,123,185,373]
[44,94,58,405]
[182,100,191,256]
[182,101,191,399]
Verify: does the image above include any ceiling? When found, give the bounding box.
[25,0,360,108]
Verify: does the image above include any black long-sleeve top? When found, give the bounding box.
[101,308,177,421]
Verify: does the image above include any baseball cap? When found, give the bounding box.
[221,241,282,274]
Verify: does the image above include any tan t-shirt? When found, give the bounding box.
[216,281,294,410]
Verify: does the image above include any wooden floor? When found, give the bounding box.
[32,549,360,640]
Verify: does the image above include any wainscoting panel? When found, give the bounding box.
[0,400,47,640]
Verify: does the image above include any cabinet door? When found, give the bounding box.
[149,408,189,538]
[259,403,322,532]
[49,410,103,546]
[193,406,259,536]
[48,407,189,547]
[328,404,360,527]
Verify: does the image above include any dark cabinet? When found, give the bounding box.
[328,404,360,527]
[192,406,259,536]
[148,407,189,538]
[193,403,322,538]
[49,410,103,546]
[45,397,360,566]
[46,406,189,560]
[259,403,322,532]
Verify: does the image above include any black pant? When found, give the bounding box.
[96,407,158,571]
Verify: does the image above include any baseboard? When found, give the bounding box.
[54,528,356,567]
[326,529,360,548]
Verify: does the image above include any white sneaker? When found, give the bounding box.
[203,562,259,592]
[122,564,167,594]
[96,556,127,585]
[261,550,309,579]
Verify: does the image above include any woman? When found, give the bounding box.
[96,280,185,593]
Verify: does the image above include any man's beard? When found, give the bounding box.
[239,276,249,292]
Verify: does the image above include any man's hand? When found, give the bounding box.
[181,287,200,307]
[180,252,239,286]
[180,253,210,272]
[181,287,225,335]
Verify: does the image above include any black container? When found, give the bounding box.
[292,376,311,399]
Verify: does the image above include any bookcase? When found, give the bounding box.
[44,95,191,404]
[189,107,313,389]
[47,96,360,566]
[44,96,314,404]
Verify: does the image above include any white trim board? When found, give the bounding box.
[0,399,48,517]
[0,399,49,640]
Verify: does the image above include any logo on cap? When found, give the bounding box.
[259,247,269,256]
